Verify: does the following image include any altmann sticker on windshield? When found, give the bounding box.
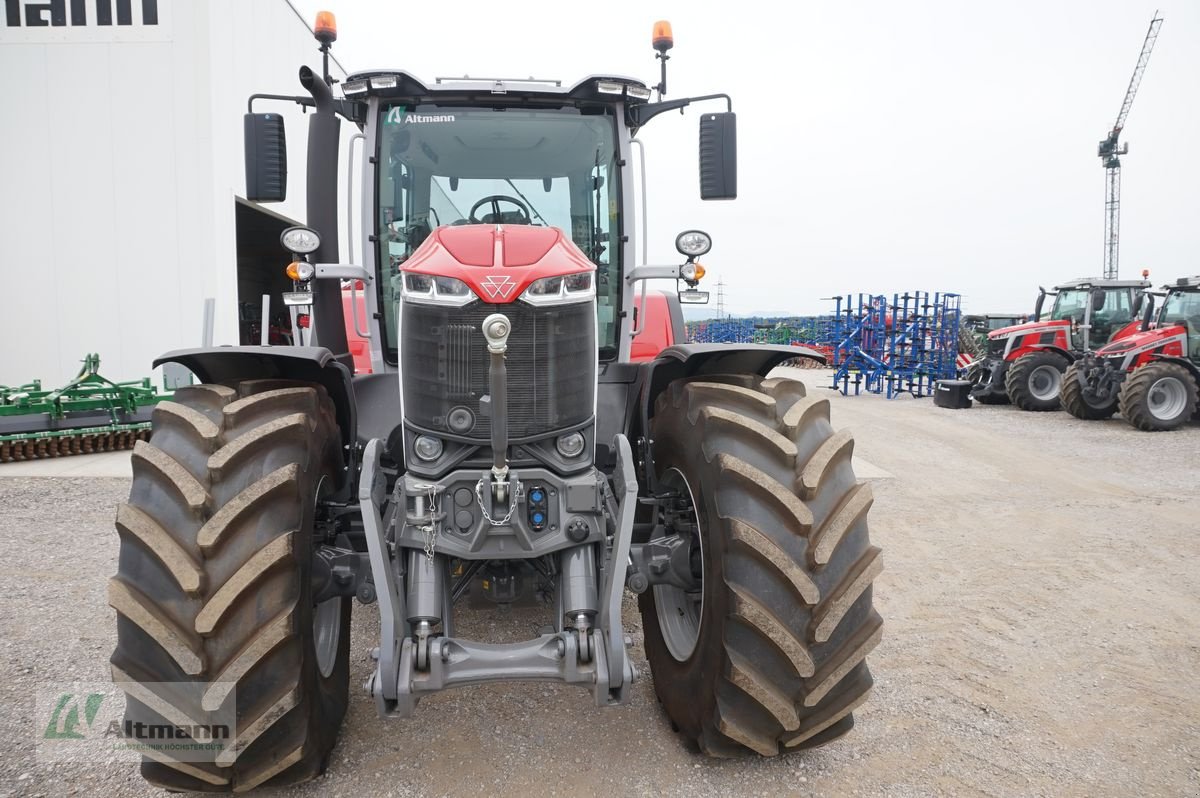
[385,109,456,124]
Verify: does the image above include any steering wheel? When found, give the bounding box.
[468,194,533,225]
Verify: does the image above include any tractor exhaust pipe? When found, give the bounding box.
[482,314,512,488]
[298,65,349,366]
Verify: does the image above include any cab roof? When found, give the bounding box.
[342,70,652,105]
[1053,278,1152,291]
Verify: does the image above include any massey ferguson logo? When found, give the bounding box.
[4,0,159,27]
[480,275,516,300]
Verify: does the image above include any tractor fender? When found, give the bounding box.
[154,346,358,494]
[1147,354,1200,383]
[1026,344,1076,363]
[631,344,826,490]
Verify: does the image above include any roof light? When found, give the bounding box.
[314,10,337,44]
[626,85,652,101]
[596,81,624,95]
[342,79,369,96]
[370,75,398,90]
[652,20,674,53]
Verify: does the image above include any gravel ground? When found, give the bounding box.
[1,368,1197,797]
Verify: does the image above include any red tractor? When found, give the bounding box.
[969,277,1150,410]
[106,16,882,792]
[1063,276,1200,429]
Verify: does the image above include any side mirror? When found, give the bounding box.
[1139,295,1155,331]
[244,113,287,202]
[699,112,737,200]
[1034,287,1047,320]
[1090,288,1106,312]
[1132,292,1144,316]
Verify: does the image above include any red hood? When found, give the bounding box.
[1096,323,1186,355]
[987,319,1069,339]
[401,224,594,303]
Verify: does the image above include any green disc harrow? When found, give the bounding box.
[0,354,170,464]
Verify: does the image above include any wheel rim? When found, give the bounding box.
[653,467,705,663]
[312,473,341,678]
[313,597,341,677]
[1029,365,1062,401]
[1147,376,1188,421]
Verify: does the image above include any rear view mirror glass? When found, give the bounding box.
[244,113,287,202]
[699,112,737,200]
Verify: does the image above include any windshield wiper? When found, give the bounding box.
[504,179,549,226]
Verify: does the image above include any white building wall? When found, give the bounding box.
[0,0,351,386]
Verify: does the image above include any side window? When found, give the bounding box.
[1103,289,1132,319]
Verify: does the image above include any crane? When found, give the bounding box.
[1097,11,1163,280]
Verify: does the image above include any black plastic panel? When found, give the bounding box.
[401,300,595,441]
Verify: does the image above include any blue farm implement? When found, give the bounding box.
[828,292,963,398]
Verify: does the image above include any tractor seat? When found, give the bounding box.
[480,211,532,225]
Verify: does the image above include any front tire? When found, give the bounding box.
[1006,351,1067,411]
[639,375,882,757]
[1118,363,1199,431]
[109,380,351,791]
[1061,361,1119,420]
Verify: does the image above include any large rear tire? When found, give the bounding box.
[109,380,351,791]
[639,375,882,757]
[1118,363,1198,431]
[1061,361,1119,420]
[1005,351,1067,411]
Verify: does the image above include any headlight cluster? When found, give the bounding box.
[400,273,475,307]
[521,272,595,306]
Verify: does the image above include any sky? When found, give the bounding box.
[292,0,1200,317]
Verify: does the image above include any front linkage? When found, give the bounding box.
[359,432,639,714]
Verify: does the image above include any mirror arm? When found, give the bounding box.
[247,93,364,124]
[627,93,732,128]
[248,93,314,114]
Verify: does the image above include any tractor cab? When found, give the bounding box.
[1156,277,1200,360]
[321,70,737,374]
[1038,278,1149,350]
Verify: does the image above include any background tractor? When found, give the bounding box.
[968,277,1149,410]
[1063,276,1200,429]
[106,15,882,791]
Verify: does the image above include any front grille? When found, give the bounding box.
[986,336,1006,357]
[401,299,595,441]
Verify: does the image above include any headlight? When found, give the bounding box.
[413,435,443,461]
[520,272,595,306]
[400,272,476,306]
[555,432,586,458]
[281,226,321,255]
[675,230,712,258]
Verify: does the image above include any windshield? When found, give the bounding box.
[1050,290,1089,320]
[376,105,621,362]
[1050,288,1132,321]
[1160,290,1200,325]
